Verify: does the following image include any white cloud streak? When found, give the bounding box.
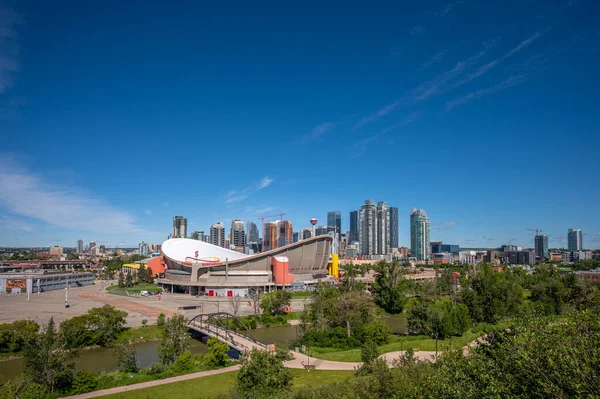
[410,25,425,36]
[310,122,334,139]
[353,112,419,157]
[420,49,450,70]
[225,176,275,204]
[445,74,527,110]
[353,100,401,130]
[453,31,543,88]
[0,160,142,234]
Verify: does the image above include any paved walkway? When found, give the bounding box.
[60,365,241,399]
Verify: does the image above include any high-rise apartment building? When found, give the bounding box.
[568,228,583,252]
[139,241,149,256]
[246,221,259,245]
[210,222,225,248]
[410,208,430,261]
[359,200,378,256]
[278,220,293,248]
[230,220,245,248]
[263,222,278,252]
[315,225,329,236]
[172,216,187,238]
[327,211,342,238]
[349,211,359,243]
[389,207,399,249]
[76,239,84,253]
[191,231,205,241]
[376,201,390,255]
[535,234,549,259]
[89,241,96,252]
[301,228,313,240]
[292,232,299,243]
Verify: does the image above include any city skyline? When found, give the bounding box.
[1,1,599,249]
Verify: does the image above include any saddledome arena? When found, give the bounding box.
[157,235,334,296]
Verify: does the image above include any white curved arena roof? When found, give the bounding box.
[161,238,249,264]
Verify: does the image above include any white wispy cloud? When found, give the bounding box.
[445,74,527,110]
[353,112,419,157]
[444,221,457,226]
[309,122,334,139]
[353,100,401,130]
[410,25,425,36]
[413,40,498,101]
[453,31,543,88]
[431,225,441,230]
[225,195,248,204]
[0,159,143,234]
[437,1,464,17]
[225,176,275,204]
[420,49,450,70]
[0,215,33,232]
[258,177,274,189]
[144,209,152,216]
[0,6,22,94]
[162,202,170,207]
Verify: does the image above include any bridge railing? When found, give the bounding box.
[188,312,267,350]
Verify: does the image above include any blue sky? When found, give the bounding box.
[1,0,599,249]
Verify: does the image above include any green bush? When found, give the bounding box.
[157,313,166,326]
[361,321,392,345]
[170,351,195,374]
[145,363,168,375]
[70,371,98,394]
[204,337,230,367]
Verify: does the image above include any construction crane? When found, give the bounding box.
[258,213,286,252]
[527,228,543,236]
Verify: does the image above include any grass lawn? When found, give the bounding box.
[99,369,353,399]
[118,324,165,341]
[106,283,161,296]
[311,321,512,362]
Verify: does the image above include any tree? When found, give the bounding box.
[59,315,96,348]
[117,270,125,288]
[407,300,430,335]
[339,263,368,292]
[229,295,243,317]
[336,291,377,337]
[125,271,134,288]
[371,260,409,314]
[0,375,48,399]
[437,268,454,296]
[157,313,166,326]
[158,315,189,364]
[170,350,195,374]
[0,320,39,354]
[86,305,128,346]
[236,346,294,398]
[203,337,229,367]
[137,265,147,284]
[23,318,76,393]
[459,263,523,323]
[113,340,138,372]
[70,371,98,394]
[260,290,292,315]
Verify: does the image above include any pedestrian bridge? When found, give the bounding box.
[188,312,268,352]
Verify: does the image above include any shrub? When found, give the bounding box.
[157,313,166,326]
[170,351,195,374]
[204,337,230,367]
[70,371,98,394]
[361,321,392,345]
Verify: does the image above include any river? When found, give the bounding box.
[0,316,405,381]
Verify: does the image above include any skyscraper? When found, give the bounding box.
[263,222,278,251]
[277,220,293,248]
[292,232,299,243]
[230,220,245,248]
[410,208,430,261]
[246,221,259,245]
[191,231,205,241]
[389,207,399,249]
[301,228,313,240]
[139,241,149,256]
[568,228,583,252]
[327,211,342,238]
[535,234,549,259]
[376,201,390,255]
[359,200,378,256]
[315,225,329,236]
[210,222,225,247]
[349,210,359,243]
[172,216,187,238]
[76,239,84,253]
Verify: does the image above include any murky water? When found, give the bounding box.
[0,319,404,381]
[0,325,298,381]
